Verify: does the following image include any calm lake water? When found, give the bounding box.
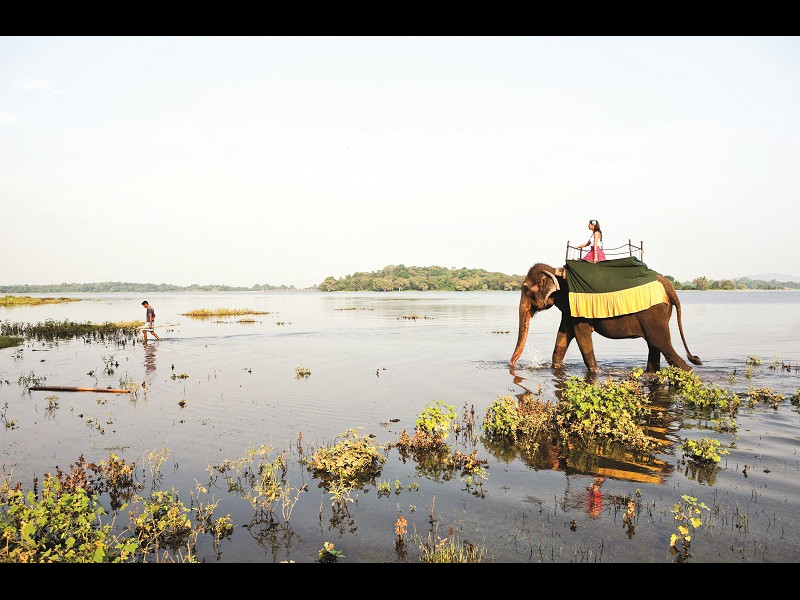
[1,290,799,563]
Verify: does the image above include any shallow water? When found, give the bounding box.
[1,290,799,563]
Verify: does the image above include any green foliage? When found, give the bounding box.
[1,319,139,341]
[483,394,523,441]
[308,429,386,507]
[747,386,785,409]
[415,400,458,441]
[483,389,556,443]
[318,541,344,563]
[0,282,301,293]
[670,494,709,562]
[208,445,304,521]
[681,436,729,463]
[317,264,523,292]
[129,490,193,560]
[0,295,81,306]
[0,474,135,563]
[655,366,741,412]
[0,336,23,350]
[558,376,655,451]
[417,528,486,563]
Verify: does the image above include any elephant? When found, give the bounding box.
[509,262,702,374]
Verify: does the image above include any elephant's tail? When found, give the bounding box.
[661,276,702,366]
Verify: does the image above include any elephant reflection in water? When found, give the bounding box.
[510,262,702,374]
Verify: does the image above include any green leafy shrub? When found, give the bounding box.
[308,428,386,506]
[0,474,135,563]
[415,400,458,441]
[680,436,729,463]
[483,389,556,443]
[656,366,740,411]
[482,394,523,441]
[557,376,656,451]
[670,494,709,563]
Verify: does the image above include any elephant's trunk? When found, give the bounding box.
[509,296,532,367]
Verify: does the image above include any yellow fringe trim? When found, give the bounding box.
[569,280,668,318]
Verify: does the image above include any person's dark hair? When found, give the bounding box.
[142,301,148,306]
[589,219,602,235]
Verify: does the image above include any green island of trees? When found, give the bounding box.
[1,267,798,294]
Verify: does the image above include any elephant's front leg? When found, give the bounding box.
[552,316,575,368]
[646,343,661,373]
[572,321,599,374]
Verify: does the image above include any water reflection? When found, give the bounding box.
[143,339,157,384]
[504,365,676,485]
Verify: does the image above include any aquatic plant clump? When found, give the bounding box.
[483,389,556,443]
[0,335,23,349]
[0,296,81,306]
[307,429,386,505]
[656,366,741,412]
[557,376,657,452]
[180,308,270,318]
[0,319,140,341]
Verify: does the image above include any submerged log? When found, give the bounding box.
[29,386,131,394]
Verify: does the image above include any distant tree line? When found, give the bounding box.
[0,281,304,293]
[664,276,800,291]
[318,266,800,292]
[2,270,798,294]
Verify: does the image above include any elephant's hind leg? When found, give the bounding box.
[639,308,693,373]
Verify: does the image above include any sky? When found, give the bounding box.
[2,36,799,288]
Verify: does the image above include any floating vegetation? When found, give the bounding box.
[390,401,488,491]
[0,319,139,342]
[0,335,23,349]
[295,366,310,378]
[119,375,139,399]
[401,315,432,320]
[308,428,386,507]
[334,307,373,311]
[417,523,486,563]
[317,541,344,563]
[670,495,710,563]
[0,295,81,306]
[180,308,270,319]
[747,386,785,409]
[680,436,729,464]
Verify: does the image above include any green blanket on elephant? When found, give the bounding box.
[565,257,668,319]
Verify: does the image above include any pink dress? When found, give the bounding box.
[582,234,606,262]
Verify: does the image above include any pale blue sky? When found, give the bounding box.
[2,36,798,287]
